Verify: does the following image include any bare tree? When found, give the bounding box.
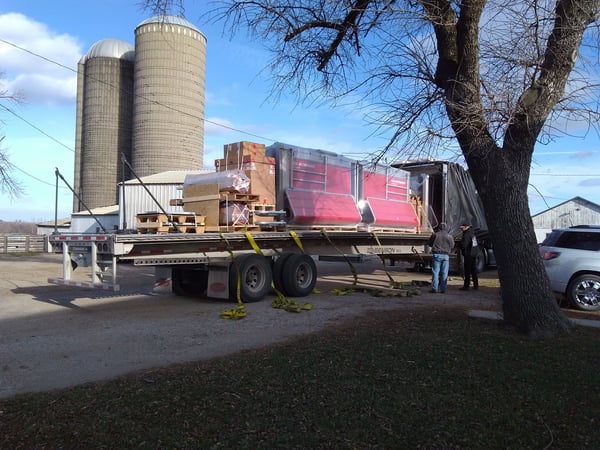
[147,0,600,336]
[0,84,24,198]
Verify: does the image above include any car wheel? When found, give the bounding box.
[567,274,600,311]
[229,254,272,302]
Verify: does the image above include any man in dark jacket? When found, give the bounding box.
[428,222,455,293]
[459,223,479,290]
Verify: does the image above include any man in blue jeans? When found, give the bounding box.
[428,223,455,293]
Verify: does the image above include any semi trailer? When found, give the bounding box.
[48,142,492,301]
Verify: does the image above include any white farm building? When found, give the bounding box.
[532,196,600,242]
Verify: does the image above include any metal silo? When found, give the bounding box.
[74,39,135,211]
[132,15,206,177]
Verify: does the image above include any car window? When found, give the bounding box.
[541,230,561,247]
[555,231,600,251]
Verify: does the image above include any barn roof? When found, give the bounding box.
[532,196,600,218]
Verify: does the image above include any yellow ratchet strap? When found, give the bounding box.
[373,231,400,288]
[219,232,247,320]
[289,230,305,253]
[320,229,358,295]
[244,231,263,255]
[288,230,320,293]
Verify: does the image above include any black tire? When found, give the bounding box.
[229,254,272,302]
[272,253,294,295]
[281,253,317,297]
[567,274,600,311]
[172,268,208,296]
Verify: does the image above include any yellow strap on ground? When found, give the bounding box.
[272,296,313,313]
[219,232,246,320]
[331,287,356,296]
[373,231,397,287]
[320,229,358,294]
[220,305,247,319]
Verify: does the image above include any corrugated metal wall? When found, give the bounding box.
[71,215,120,233]
[119,183,184,231]
[132,19,206,177]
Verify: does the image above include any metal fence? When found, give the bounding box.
[0,234,47,253]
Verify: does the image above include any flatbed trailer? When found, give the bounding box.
[47,230,434,301]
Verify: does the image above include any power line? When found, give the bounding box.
[11,163,68,189]
[0,104,74,153]
[0,37,278,143]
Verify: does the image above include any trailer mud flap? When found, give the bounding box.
[153,267,172,293]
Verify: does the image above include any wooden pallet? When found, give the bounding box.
[137,213,206,234]
[221,193,260,202]
[170,225,206,234]
[137,223,172,234]
[250,203,276,212]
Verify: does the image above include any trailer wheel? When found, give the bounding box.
[281,254,317,297]
[272,253,294,294]
[172,268,208,296]
[229,254,272,302]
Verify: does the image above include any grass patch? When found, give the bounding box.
[1,309,600,448]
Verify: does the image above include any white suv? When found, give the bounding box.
[539,226,600,311]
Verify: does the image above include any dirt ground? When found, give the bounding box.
[0,253,514,400]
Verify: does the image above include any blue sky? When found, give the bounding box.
[1,0,599,222]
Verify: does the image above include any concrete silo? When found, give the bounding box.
[132,15,206,177]
[74,39,135,211]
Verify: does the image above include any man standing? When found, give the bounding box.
[428,222,455,293]
[459,223,479,290]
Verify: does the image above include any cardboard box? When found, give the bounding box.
[215,154,274,170]
[182,184,265,228]
[223,141,266,164]
[215,157,276,205]
[182,183,221,227]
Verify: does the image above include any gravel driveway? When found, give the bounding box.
[0,253,501,400]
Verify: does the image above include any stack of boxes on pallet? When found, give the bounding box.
[180,141,277,232]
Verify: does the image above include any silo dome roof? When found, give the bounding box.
[136,14,201,33]
[86,39,135,61]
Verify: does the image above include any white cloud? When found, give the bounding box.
[204,117,236,136]
[0,12,81,105]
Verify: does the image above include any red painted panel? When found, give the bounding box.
[362,167,409,202]
[366,197,419,228]
[291,154,353,194]
[286,189,361,225]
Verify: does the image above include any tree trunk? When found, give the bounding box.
[468,148,572,337]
